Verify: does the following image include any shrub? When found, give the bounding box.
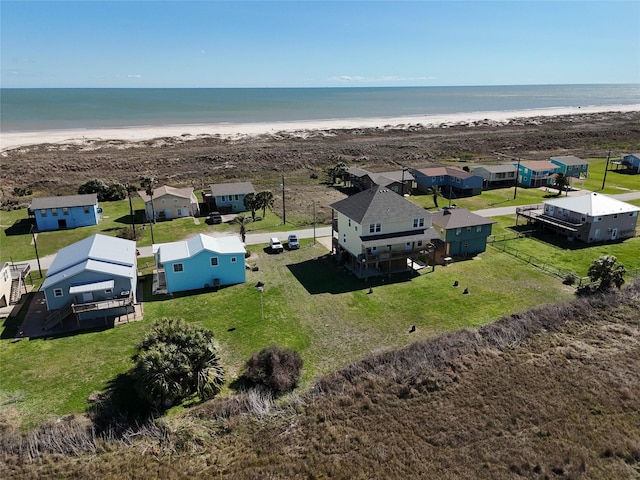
[132,318,225,409]
[243,345,303,395]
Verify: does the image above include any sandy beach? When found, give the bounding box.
[2,104,639,152]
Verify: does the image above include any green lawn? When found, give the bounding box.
[1,242,575,428]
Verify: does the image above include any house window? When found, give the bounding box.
[161,199,166,204]
[413,218,425,228]
[173,263,184,273]
[221,195,226,201]
[62,207,69,215]
[52,209,58,216]
[466,226,472,232]
[405,242,412,250]
[581,217,586,222]
[40,209,47,217]
[355,226,358,231]
[417,240,423,247]
[84,205,90,213]
[594,217,602,222]
[456,178,461,183]
[456,228,461,236]
[105,288,112,294]
[463,242,469,249]
[523,177,528,182]
[342,233,346,243]
[210,257,219,267]
[348,219,351,227]
[476,225,482,232]
[613,214,618,219]
[369,223,381,233]
[230,257,237,263]
[53,288,63,297]
[2,269,8,282]
[234,195,239,201]
[174,199,178,203]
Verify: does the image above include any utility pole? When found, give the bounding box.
[514,157,521,200]
[601,150,611,190]
[126,184,136,240]
[281,175,286,225]
[30,225,42,278]
[313,201,316,245]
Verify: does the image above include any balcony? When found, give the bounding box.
[71,292,134,314]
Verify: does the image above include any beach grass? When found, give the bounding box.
[0,242,574,427]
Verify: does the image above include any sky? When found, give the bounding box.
[1,1,639,88]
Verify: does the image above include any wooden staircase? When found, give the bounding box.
[44,302,73,330]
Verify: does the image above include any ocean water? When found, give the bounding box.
[1,84,638,132]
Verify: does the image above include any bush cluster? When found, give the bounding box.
[78,179,128,202]
[243,345,303,395]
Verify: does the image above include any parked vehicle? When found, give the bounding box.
[206,211,222,224]
[287,234,300,250]
[269,237,284,253]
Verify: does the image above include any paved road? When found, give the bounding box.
[18,189,640,271]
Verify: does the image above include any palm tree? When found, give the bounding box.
[588,255,626,292]
[235,214,251,242]
[243,192,258,221]
[255,191,275,218]
[133,318,225,409]
[140,177,158,223]
[554,172,570,196]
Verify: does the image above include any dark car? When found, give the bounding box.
[206,211,222,224]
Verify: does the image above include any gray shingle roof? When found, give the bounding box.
[30,193,98,210]
[209,182,255,196]
[431,208,496,230]
[473,164,518,174]
[550,156,587,166]
[330,187,428,224]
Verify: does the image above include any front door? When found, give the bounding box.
[611,228,618,240]
[57,219,67,229]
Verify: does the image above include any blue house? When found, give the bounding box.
[30,194,100,231]
[550,156,589,178]
[431,208,496,257]
[153,233,246,294]
[515,160,560,188]
[412,166,483,198]
[622,153,640,174]
[207,182,256,214]
[41,234,138,329]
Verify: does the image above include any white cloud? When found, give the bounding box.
[329,75,436,83]
[127,74,142,79]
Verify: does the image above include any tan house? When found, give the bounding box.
[0,263,11,308]
[330,186,439,278]
[138,186,200,222]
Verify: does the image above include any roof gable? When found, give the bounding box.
[519,160,557,171]
[330,187,428,224]
[138,185,194,203]
[474,164,518,174]
[550,155,587,166]
[414,166,475,179]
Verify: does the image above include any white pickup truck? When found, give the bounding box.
[269,237,284,253]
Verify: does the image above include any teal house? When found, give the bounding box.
[515,160,560,188]
[431,208,496,257]
[153,233,246,294]
[550,156,589,178]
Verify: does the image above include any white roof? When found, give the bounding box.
[544,192,640,216]
[156,233,245,263]
[42,235,136,290]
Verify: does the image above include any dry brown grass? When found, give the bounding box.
[2,283,640,479]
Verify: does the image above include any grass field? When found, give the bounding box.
[0,240,575,428]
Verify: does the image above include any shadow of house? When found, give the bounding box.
[287,255,416,295]
[4,218,36,236]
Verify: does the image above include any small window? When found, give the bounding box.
[173,263,184,273]
[62,207,69,215]
[210,257,219,267]
[84,205,90,214]
[230,257,237,263]
[221,195,226,201]
[174,199,178,203]
[369,223,381,233]
[456,228,461,236]
[355,226,358,231]
[342,233,346,243]
[417,240,423,247]
[613,214,618,219]
[413,218,425,228]
[40,209,47,217]
[53,288,63,297]
[476,225,482,233]
[161,199,166,204]
[466,226,472,232]
[105,288,112,294]
[52,209,58,216]
[234,195,239,201]
[348,219,351,227]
